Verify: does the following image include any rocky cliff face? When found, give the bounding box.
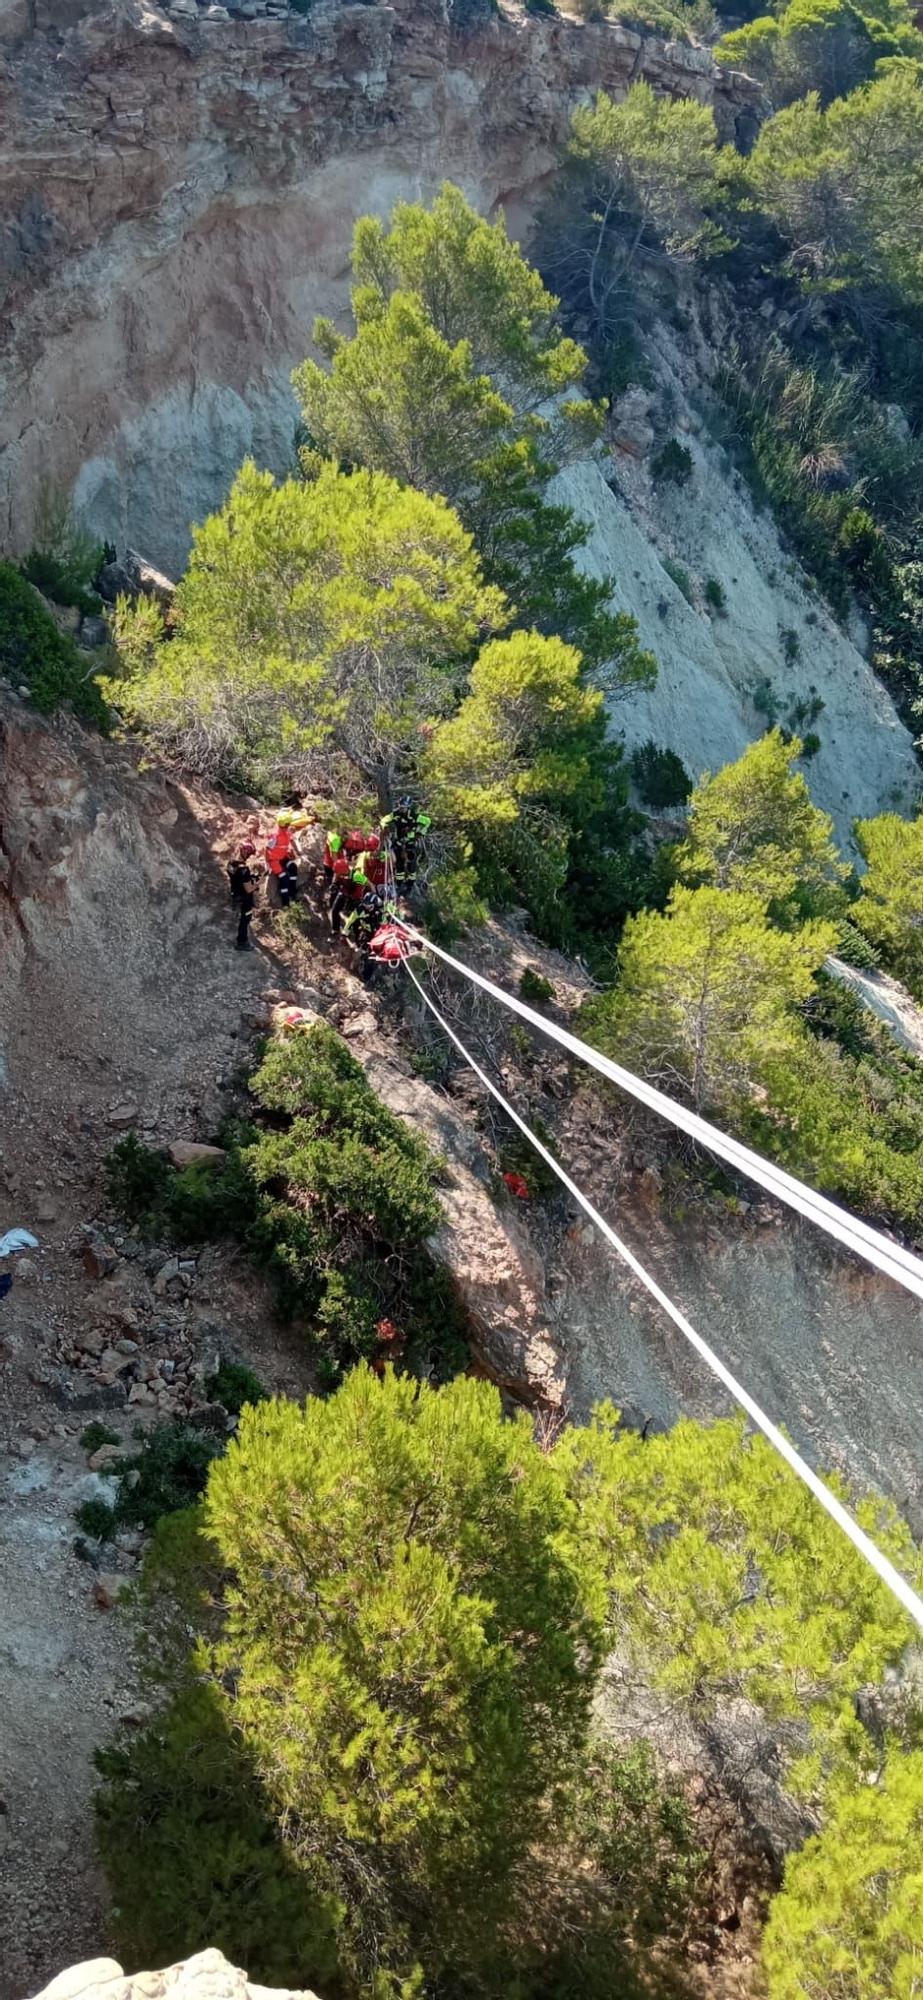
[0,0,758,566]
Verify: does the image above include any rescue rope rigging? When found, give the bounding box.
[397,935,923,1634]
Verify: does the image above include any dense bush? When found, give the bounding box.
[0,562,109,726]
[630,738,692,809]
[651,439,693,486]
[762,1748,923,1998]
[76,1421,225,1540]
[106,1029,465,1384]
[205,1359,268,1415]
[520,966,556,1003]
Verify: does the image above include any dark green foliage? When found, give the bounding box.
[800,730,821,758]
[834,916,880,970]
[663,556,693,603]
[77,1424,225,1542]
[20,549,101,620]
[75,1496,118,1540]
[105,1132,259,1245]
[781,625,801,666]
[205,1359,268,1415]
[652,438,694,486]
[247,1024,464,1380]
[630,738,692,808]
[704,576,726,613]
[525,0,557,15]
[0,562,109,726]
[95,1684,345,1990]
[568,1741,702,1949]
[118,1423,226,1532]
[519,966,556,1003]
[499,1111,560,1200]
[105,1132,173,1225]
[79,1421,121,1453]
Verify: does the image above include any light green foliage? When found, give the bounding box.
[294,185,652,687]
[748,68,923,308]
[204,1367,606,1992]
[348,183,592,423]
[763,1749,923,1997]
[716,0,917,111]
[678,729,845,906]
[545,86,723,341]
[107,458,503,792]
[582,885,835,1112]
[425,630,603,824]
[557,1408,922,1797]
[854,810,923,994]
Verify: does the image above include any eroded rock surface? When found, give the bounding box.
[0,0,759,565]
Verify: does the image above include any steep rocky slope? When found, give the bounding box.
[553,314,920,850]
[0,0,757,565]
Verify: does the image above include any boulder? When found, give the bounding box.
[95,560,134,604]
[79,614,109,649]
[30,1947,323,2000]
[125,549,176,607]
[167,1140,226,1169]
[107,1101,139,1129]
[82,1236,120,1280]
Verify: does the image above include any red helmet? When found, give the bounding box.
[365,832,382,854]
[239,841,255,860]
[344,828,366,854]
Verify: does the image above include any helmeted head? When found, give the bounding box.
[365,832,381,854]
[398,794,415,812]
[276,809,294,827]
[239,841,255,860]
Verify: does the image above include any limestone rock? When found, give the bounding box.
[107,1102,140,1130]
[168,1139,227,1168]
[29,1948,323,2000]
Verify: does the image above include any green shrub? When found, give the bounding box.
[762,1749,923,2000]
[80,1422,121,1454]
[78,1423,225,1540]
[0,562,109,726]
[630,739,692,809]
[652,439,694,486]
[422,860,488,942]
[780,625,800,666]
[95,1683,345,1988]
[800,730,821,758]
[105,1132,173,1226]
[205,1360,268,1416]
[751,674,780,725]
[834,917,880,970]
[704,576,726,613]
[525,0,557,14]
[75,1496,118,1541]
[123,1424,225,1531]
[20,549,101,620]
[499,1112,560,1200]
[519,966,556,1004]
[663,557,693,603]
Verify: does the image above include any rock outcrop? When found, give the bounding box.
[0,0,759,567]
[31,1950,321,2000]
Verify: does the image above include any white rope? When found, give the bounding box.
[397,928,923,1305]
[403,956,923,1634]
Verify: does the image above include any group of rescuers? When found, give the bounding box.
[226,797,432,976]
